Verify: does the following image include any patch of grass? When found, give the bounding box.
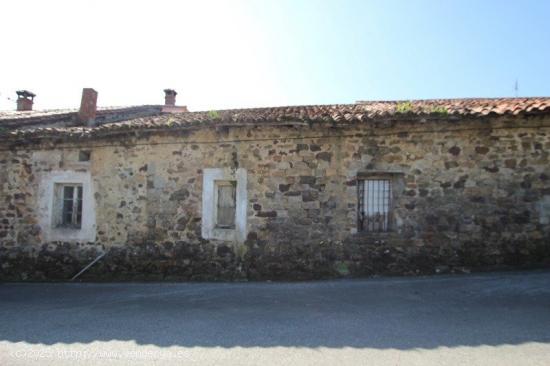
[335,261,350,276]
[207,110,220,119]
[430,106,448,115]
[395,101,413,114]
[235,243,248,260]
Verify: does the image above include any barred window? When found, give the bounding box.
[358,178,392,232]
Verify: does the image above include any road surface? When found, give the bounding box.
[1,271,549,365]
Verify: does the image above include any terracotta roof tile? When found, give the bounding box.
[1,97,549,141]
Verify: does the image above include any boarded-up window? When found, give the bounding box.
[55,184,83,228]
[358,179,391,232]
[215,181,236,228]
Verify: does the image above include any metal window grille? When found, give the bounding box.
[358,179,391,232]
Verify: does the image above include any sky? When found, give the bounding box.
[0,0,549,111]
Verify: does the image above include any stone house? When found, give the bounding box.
[1,89,549,281]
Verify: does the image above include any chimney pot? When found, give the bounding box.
[164,89,177,106]
[16,90,35,111]
[78,88,98,126]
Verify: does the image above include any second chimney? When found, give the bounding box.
[78,88,98,127]
[164,89,177,106]
[16,90,35,111]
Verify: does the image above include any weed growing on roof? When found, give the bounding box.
[395,101,413,114]
[207,110,220,119]
[430,106,448,115]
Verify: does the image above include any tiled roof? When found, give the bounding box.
[0,105,164,130]
[1,97,549,141]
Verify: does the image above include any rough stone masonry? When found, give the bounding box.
[1,101,550,281]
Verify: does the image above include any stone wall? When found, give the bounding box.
[1,115,550,280]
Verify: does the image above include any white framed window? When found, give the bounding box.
[202,168,247,243]
[358,178,392,232]
[38,170,96,242]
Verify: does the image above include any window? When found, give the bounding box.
[78,150,91,162]
[40,171,95,242]
[202,168,247,243]
[358,178,392,232]
[57,184,83,228]
[215,180,236,229]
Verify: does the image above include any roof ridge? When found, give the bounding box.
[356,96,550,104]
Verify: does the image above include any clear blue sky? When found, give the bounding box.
[1,0,549,111]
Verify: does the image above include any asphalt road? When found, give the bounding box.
[1,271,549,366]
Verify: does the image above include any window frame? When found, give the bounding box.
[357,173,399,233]
[57,183,83,229]
[214,180,237,229]
[38,170,96,242]
[201,168,247,243]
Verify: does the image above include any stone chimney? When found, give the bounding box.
[164,89,177,106]
[78,88,98,126]
[16,90,35,111]
[162,89,188,113]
